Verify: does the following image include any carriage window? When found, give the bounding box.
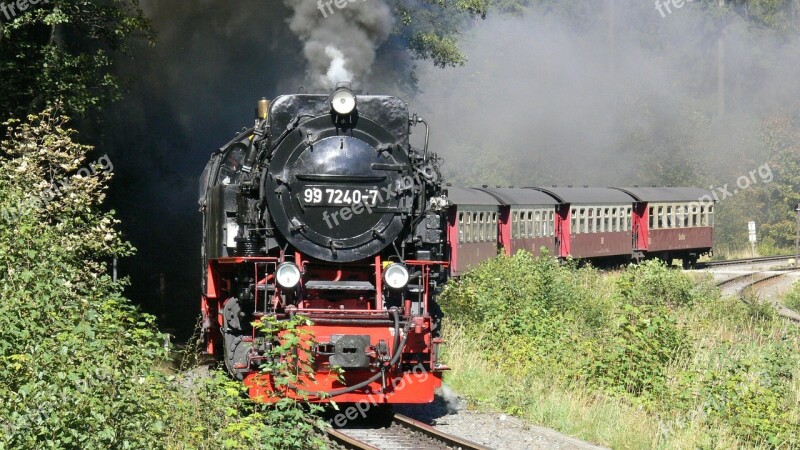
[586,208,591,233]
[458,212,465,243]
[600,208,605,233]
[708,205,715,227]
[491,213,498,242]
[467,213,475,242]
[656,206,663,228]
[475,212,481,242]
[649,207,655,229]
[524,210,531,238]
[528,211,535,238]
[534,211,541,237]
[598,208,604,232]
[551,211,556,236]
[580,209,586,234]
[610,208,617,232]
[626,207,631,231]
[461,212,472,242]
[581,208,588,233]
[485,212,491,241]
[593,208,599,233]
[676,205,685,228]
[512,211,519,239]
[478,212,485,242]
[604,208,611,232]
[571,208,578,234]
[542,214,548,237]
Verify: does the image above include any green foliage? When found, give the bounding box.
[589,303,687,397]
[700,346,797,446]
[394,0,491,69]
[441,254,800,448]
[758,113,800,248]
[616,259,700,308]
[783,280,800,312]
[0,0,154,122]
[0,110,326,449]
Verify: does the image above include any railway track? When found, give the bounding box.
[714,270,800,323]
[697,254,795,269]
[327,414,493,450]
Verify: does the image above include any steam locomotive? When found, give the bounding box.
[198,86,449,403]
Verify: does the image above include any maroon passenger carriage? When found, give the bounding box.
[613,187,714,268]
[444,187,501,276]
[444,186,714,271]
[528,187,635,263]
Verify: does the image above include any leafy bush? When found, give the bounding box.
[588,304,687,397]
[0,110,326,450]
[616,259,699,308]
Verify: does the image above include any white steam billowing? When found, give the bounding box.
[323,45,353,84]
[283,0,394,88]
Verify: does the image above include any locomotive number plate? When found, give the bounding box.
[302,186,381,207]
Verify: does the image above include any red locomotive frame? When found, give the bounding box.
[202,254,448,403]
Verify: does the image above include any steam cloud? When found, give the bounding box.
[283,0,394,88]
[412,4,800,190]
[103,0,800,337]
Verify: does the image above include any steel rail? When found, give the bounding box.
[327,413,492,450]
[326,428,380,450]
[697,254,795,269]
[392,414,493,450]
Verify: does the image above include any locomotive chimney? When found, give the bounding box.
[256,98,270,120]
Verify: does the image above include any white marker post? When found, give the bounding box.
[748,221,757,258]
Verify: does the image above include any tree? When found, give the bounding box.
[0,0,154,123]
[758,113,800,248]
[395,0,492,68]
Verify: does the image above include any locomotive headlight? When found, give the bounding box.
[276,263,301,289]
[330,87,356,115]
[383,263,409,290]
